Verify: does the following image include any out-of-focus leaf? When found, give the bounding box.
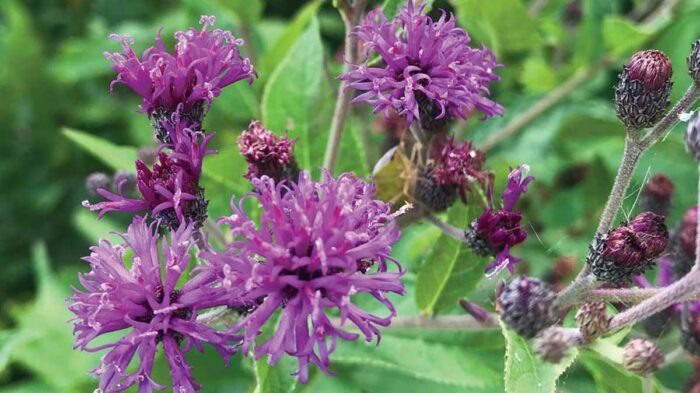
[451,0,541,54]
[0,330,20,374]
[72,208,123,244]
[262,18,324,173]
[602,16,651,57]
[330,334,504,391]
[259,0,323,80]
[521,55,558,93]
[220,0,264,21]
[502,321,578,393]
[580,351,660,393]
[382,0,406,19]
[416,203,489,315]
[63,127,137,171]
[0,382,56,393]
[655,7,700,101]
[9,243,97,391]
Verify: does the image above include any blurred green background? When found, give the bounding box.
[2,0,700,392]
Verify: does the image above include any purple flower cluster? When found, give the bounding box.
[466,165,533,278]
[430,137,488,201]
[84,117,215,229]
[67,217,237,393]
[105,16,256,122]
[340,0,503,128]
[237,121,299,182]
[201,171,404,382]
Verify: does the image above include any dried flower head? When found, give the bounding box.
[67,217,236,393]
[623,339,664,376]
[203,171,405,382]
[237,121,299,183]
[340,1,503,129]
[575,303,609,341]
[105,15,256,135]
[84,118,214,229]
[614,50,672,129]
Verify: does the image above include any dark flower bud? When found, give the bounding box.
[238,121,299,184]
[137,146,158,166]
[614,50,673,130]
[588,212,669,285]
[671,206,697,277]
[641,174,674,217]
[85,172,111,196]
[533,327,577,364]
[112,170,136,195]
[681,313,700,355]
[686,112,700,163]
[622,339,664,376]
[498,276,559,338]
[414,171,457,212]
[688,39,700,83]
[466,210,527,256]
[575,303,610,341]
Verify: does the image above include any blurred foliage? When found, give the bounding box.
[2,0,700,392]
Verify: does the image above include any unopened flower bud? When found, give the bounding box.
[641,174,674,217]
[575,303,609,341]
[614,50,673,130]
[137,146,158,166]
[533,327,578,364]
[622,339,664,376]
[238,121,300,184]
[686,112,700,162]
[498,276,559,338]
[588,212,669,285]
[85,172,110,196]
[672,206,697,277]
[112,170,136,194]
[688,39,700,83]
[414,171,457,212]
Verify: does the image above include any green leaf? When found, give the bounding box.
[221,0,264,22]
[262,18,324,173]
[521,55,558,93]
[451,0,541,54]
[0,330,20,374]
[602,16,652,57]
[9,243,98,391]
[415,203,489,315]
[580,351,660,393]
[502,321,578,393]
[258,0,323,81]
[72,207,123,244]
[63,127,137,171]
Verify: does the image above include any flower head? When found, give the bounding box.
[466,165,533,278]
[340,1,503,128]
[84,118,215,229]
[67,217,236,393]
[237,121,299,182]
[105,16,256,122]
[203,171,404,382]
[430,138,487,200]
[498,276,559,338]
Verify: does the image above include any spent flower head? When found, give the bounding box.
[237,121,299,183]
[67,217,237,393]
[202,171,405,382]
[340,0,503,129]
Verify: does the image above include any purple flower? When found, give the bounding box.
[430,137,488,201]
[466,165,533,278]
[237,121,299,182]
[603,212,669,267]
[201,171,405,382]
[67,217,237,393]
[105,16,256,123]
[83,118,215,229]
[340,1,503,128]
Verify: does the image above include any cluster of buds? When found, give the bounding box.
[498,276,559,338]
[467,165,532,277]
[587,211,669,285]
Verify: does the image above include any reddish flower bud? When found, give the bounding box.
[623,339,664,376]
[238,121,299,183]
[641,174,674,217]
[588,212,669,285]
[680,206,698,259]
[575,303,609,341]
[614,50,673,129]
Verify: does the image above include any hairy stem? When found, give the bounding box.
[388,314,499,330]
[555,274,597,308]
[639,83,700,150]
[608,270,700,332]
[582,287,661,304]
[426,213,467,242]
[322,0,369,173]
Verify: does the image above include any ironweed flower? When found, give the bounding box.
[237,121,300,183]
[83,118,214,229]
[466,165,533,278]
[105,15,256,140]
[340,0,503,129]
[67,217,237,393]
[202,171,405,382]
